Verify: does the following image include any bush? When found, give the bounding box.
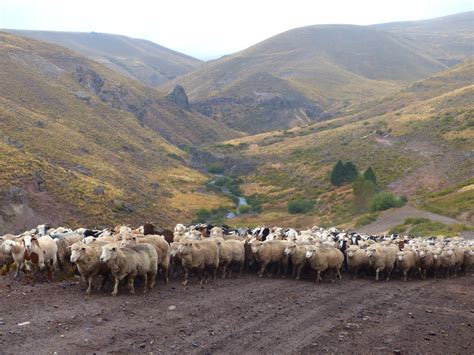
[246,194,263,213]
[207,164,224,174]
[239,205,251,214]
[288,198,314,214]
[369,192,405,212]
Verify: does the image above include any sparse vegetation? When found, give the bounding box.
[389,218,474,237]
[354,212,380,227]
[369,192,405,212]
[288,198,315,214]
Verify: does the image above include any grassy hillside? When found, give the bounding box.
[6,30,203,87]
[162,22,457,133]
[373,11,474,65]
[0,32,233,233]
[202,60,474,228]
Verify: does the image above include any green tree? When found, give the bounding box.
[352,175,377,211]
[363,166,377,185]
[330,160,345,186]
[288,198,314,214]
[344,161,359,183]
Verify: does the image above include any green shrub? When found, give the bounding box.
[239,205,251,214]
[369,192,405,212]
[288,198,314,214]
[207,164,225,174]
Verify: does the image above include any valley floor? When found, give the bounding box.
[0,273,473,354]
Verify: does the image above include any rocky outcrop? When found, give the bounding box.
[166,85,189,110]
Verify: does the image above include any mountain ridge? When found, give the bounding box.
[5,29,203,87]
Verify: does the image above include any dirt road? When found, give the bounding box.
[0,273,473,354]
[354,205,468,235]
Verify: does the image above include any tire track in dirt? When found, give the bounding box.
[0,273,473,354]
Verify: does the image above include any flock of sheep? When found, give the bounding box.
[0,223,473,296]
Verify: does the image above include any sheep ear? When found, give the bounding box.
[67,246,72,250]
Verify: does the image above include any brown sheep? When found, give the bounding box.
[345,245,369,277]
[418,248,434,279]
[366,244,398,281]
[396,250,419,281]
[284,242,308,280]
[305,246,344,282]
[100,243,158,296]
[121,234,170,283]
[177,239,219,286]
[55,234,82,272]
[214,238,245,278]
[251,240,288,278]
[70,241,111,295]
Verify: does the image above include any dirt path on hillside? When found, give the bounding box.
[0,271,472,354]
[354,205,468,235]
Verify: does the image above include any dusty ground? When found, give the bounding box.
[0,272,473,354]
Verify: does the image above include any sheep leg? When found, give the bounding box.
[316,270,322,283]
[403,270,408,282]
[128,276,135,294]
[86,276,93,295]
[296,265,303,280]
[163,264,169,283]
[227,263,233,278]
[336,268,342,282]
[142,273,148,293]
[375,268,381,281]
[14,265,21,279]
[199,268,205,285]
[213,265,218,281]
[148,272,155,291]
[386,267,393,281]
[221,264,227,279]
[111,276,120,296]
[182,268,189,286]
[258,262,268,278]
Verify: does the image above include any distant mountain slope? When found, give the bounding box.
[204,60,474,228]
[372,11,474,65]
[0,32,232,233]
[163,24,449,133]
[5,30,203,87]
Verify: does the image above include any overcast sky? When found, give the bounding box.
[1,0,472,59]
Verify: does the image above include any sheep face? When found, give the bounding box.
[23,235,35,252]
[169,243,180,257]
[177,242,193,255]
[120,235,138,247]
[250,241,262,254]
[70,244,87,263]
[366,247,377,258]
[305,247,316,259]
[346,246,359,258]
[100,245,118,263]
[118,226,132,235]
[284,243,296,256]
